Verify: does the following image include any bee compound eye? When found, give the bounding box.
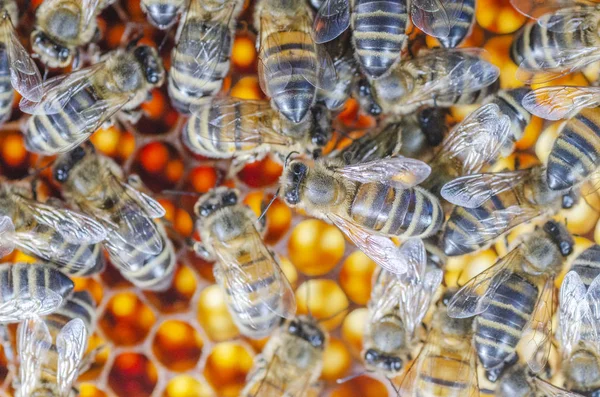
[364,349,378,363]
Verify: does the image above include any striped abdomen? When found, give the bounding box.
[547,107,600,191]
[24,84,101,155]
[571,244,600,289]
[260,30,317,123]
[217,236,285,338]
[415,340,473,396]
[0,45,13,124]
[168,19,233,114]
[486,88,531,143]
[511,13,600,71]
[437,0,474,48]
[352,0,408,78]
[474,273,537,370]
[348,183,443,238]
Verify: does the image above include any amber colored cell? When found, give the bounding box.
[2,134,27,167]
[144,265,196,313]
[489,152,539,172]
[330,375,388,397]
[203,342,254,397]
[166,159,185,182]
[230,76,263,100]
[175,208,194,237]
[555,198,600,236]
[108,353,158,397]
[141,89,167,120]
[72,277,103,305]
[515,116,543,150]
[342,308,368,358]
[339,251,376,305]
[531,71,589,90]
[163,375,215,397]
[244,191,292,244]
[232,35,257,69]
[279,256,298,288]
[190,166,218,193]
[99,292,156,346]
[91,126,121,157]
[476,0,526,34]
[288,219,345,276]
[139,142,169,174]
[118,132,136,161]
[321,337,352,382]
[79,384,108,397]
[535,121,564,164]
[238,156,283,188]
[79,334,109,381]
[296,280,349,330]
[159,199,176,223]
[152,320,203,371]
[197,285,240,342]
[482,35,522,89]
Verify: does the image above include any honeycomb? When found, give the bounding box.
[0,0,598,396]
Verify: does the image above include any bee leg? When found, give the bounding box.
[190,240,214,261]
[485,354,515,383]
[112,1,130,24]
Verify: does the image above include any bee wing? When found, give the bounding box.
[0,17,42,103]
[0,281,65,323]
[18,197,107,244]
[522,86,600,120]
[402,269,444,337]
[257,16,293,97]
[584,274,600,349]
[439,103,511,175]
[313,0,351,43]
[327,212,408,275]
[406,48,499,106]
[447,248,520,318]
[440,169,529,208]
[57,318,88,397]
[411,0,466,38]
[17,317,51,397]
[537,7,599,32]
[334,157,431,189]
[81,0,101,30]
[558,271,587,358]
[213,226,296,321]
[121,183,166,219]
[0,215,15,257]
[524,277,554,374]
[509,0,596,19]
[516,46,600,84]
[532,377,586,397]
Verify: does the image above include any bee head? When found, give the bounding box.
[363,349,403,376]
[52,144,92,183]
[280,159,308,207]
[194,187,239,218]
[308,105,331,148]
[142,3,180,29]
[133,45,165,87]
[31,30,73,68]
[355,76,382,116]
[543,220,573,257]
[287,317,326,350]
[564,350,600,392]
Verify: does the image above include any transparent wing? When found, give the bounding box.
[192,99,294,145]
[0,215,15,257]
[0,16,42,102]
[121,183,165,218]
[532,377,586,397]
[516,45,600,84]
[57,318,88,397]
[405,48,499,106]
[525,277,554,373]
[441,169,529,208]
[81,0,101,29]
[447,248,520,318]
[172,1,235,98]
[17,317,51,397]
[400,267,443,337]
[509,0,595,19]
[19,197,107,243]
[398,238,427,283]
[335,157,431,189]
[558,271,587,358]
[584,274,600,349]
[213,225,296,322]
[522,86,600,120]
[0,283,64,323]
[439,103,511,175]
[313,0,351,43]
[537,6,598,32]
[328,212,408,275]
[411,0,466,38]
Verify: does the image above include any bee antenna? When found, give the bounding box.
[161,189,201,197]
[388,377,400,397]
[336,370,369,384]
[284,151,299,167]
[256,188,280,226]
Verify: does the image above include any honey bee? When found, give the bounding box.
[399,291,479,396]
[316,35,357,112]
[482,87,533,147]
[423,102,512,197]
[0,178,107,275]
[0,262,75,324]
[182,97,331,170]
[558,246,600,396]
[21,44,165,155]
[241,315,327,396]
[355,48,500,116]
[509,4,600,84]
[522,85,600,191]
[447,220,574,380]
[15,314,90,396]
[279,157,442,275]
[440,165,573,256]
[0,0,43,123]
[31,0,107,68]
[52,144,167,271]
[363,238,443,378]
[496,363,584,397]
[141,0,186,29]
[254,0,336,124]
[168,0,244,114]
[192,187,296,339]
